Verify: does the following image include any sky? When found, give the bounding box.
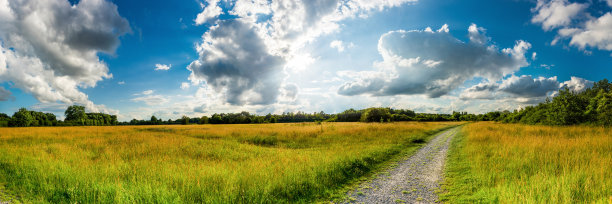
[0,0,611,121]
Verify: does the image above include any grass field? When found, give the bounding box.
[441,122,612,203]
[0,122,458,203]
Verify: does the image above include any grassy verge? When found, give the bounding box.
[0,122,461,203]
[440,122,612,203]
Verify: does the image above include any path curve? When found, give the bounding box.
[343,127,460,204]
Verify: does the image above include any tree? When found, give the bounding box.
[586,89,612,126]
[210,114,223,124]
[0,113,9,127]
[181,115,190,125]
[547,88,587,125]
[200,116,209,124]
[110,115,118,125]
[65,105,86,125]
[361,107,391,122]
[151,115,158,125]
[11,108,33,127]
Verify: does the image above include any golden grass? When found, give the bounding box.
[441,122,612,203]
[0,122,458,203]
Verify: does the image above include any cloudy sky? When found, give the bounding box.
[0,0,611,121]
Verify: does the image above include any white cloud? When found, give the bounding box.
[118,81,125,85]
[437,24,449,33]
[195,0,223,25]
[189,0,417,106]
[607,0,612,7]
[561,12,612,51]
[131,94,169,106]
[188,19,285,105]
[532,0,612,52]
[142,90,154,95]
[499,75,560,97]
[338,24,531,98]
[0,0,130,113]
[532,52,537,60]
[531,0,587,31]
[459,82,499,100]
[468,23,487,45]
[154,64,171,71]
[460,75,592,104]
[560,76,593,92]
[180,82,190,90]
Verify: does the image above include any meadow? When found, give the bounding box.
[0,122,458,203]
[441,122,612,203]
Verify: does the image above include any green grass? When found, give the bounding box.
[0,122,459,203]
[441,122,612,203]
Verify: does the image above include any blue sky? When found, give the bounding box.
[0,0,611,121]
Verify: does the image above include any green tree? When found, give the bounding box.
[586,89,612,126]
[181,115,190,125]
[11,108,33,127]
[110,115,118,125]
[200,116,209,124]
[547,88,587,125]
[151,115,158,125]
[361,107,391,122]
[65,105,86,125]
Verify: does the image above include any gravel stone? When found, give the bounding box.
[342,127,460,204]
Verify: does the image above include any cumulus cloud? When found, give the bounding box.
[460,75,592,103]
[0,86,13,101]
[118,81,125,85]
[531,0,587,31]
[532,0,612,52]
[459,82,499,100]
[560,13,612,51]
[338,24,531,98]
[499,75,560,97]
[154,64,171,71]
[560,76,593,92]
[188,20,285,105]
[189,0,417,106]
[0,0,130,113]
[195,0,223,25]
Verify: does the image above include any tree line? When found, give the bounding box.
[1,79,610,127]
[497,79,612,126]
[0,105,117,127]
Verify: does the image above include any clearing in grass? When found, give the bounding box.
[0,122,459,203]
[441,122,611,203]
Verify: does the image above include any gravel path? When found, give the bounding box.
[343,127,460,204]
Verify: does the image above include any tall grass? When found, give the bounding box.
[0,122,458,203]
[441,122,611,203]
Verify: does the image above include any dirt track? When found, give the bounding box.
[343,127,460,203]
